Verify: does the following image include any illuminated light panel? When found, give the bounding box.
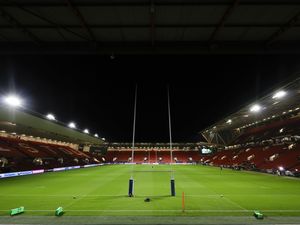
[3,95,22,107]
[250,104,261,112]
[83,129,89,134]
[272,90,286,99]
[46,114,56,120]
[68,122,76,129]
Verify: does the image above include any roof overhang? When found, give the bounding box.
[0,106,103,146]
[200,76,300,144]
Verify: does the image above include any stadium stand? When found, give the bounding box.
[0,135,96,173]
[200,115,300,175]
[198,77,300,176]
[104,143,202,164]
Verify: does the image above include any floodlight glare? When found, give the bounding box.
[46,114,56,121]
[83,129,89,134]
[3,95,22,107]
[94,133,99,137]
[272,90,286,99]
[250,104,261,112]
[68,122,76,129]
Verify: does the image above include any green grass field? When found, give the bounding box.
[1,164,300,217]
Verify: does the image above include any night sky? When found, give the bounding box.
[0,54,299,143]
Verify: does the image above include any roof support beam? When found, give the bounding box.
[65,0,96,42]
[1,2,300,6]
[266,11,300,45]
[0,7,41,44]
[208,0,240,43]
[149,1,155,46]
[0,23,296,29]
[2,0,90,41]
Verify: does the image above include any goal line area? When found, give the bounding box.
[1,209,300,212]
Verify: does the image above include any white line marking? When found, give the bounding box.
[1,209,300,212]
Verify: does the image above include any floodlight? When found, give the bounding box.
[102,137,106,141]
[272,90,286,99]
[46,113,56,121]
[83,129,89,134]
[250,104,261,112]
[94,133,99,137]
[3,95,22,107]
[68,122,76,129]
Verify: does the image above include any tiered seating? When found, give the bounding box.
[0,141,27,158]
[234,117,300,145]
[105,151,132,162]
[0,136,93,172]
[201,145,290,169]
[104,150,201,163]
[199,116,299,173]
[0,138,44,158]
[259,145,300,170]
[84,152,102,163]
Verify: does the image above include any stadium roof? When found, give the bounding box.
[201,76,300,145]
[1,0,300,54]
[0,106,104,145]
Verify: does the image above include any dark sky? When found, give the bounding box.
[0,54,299,143]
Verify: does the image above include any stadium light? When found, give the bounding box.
[46,113,56,121]
[272,90,286,99]
[102,137,106,141]
[68,122,76,129]
[83,129,89,134]
[3,95,22,107]
[94,133,99,138]
[250,104,261,113]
